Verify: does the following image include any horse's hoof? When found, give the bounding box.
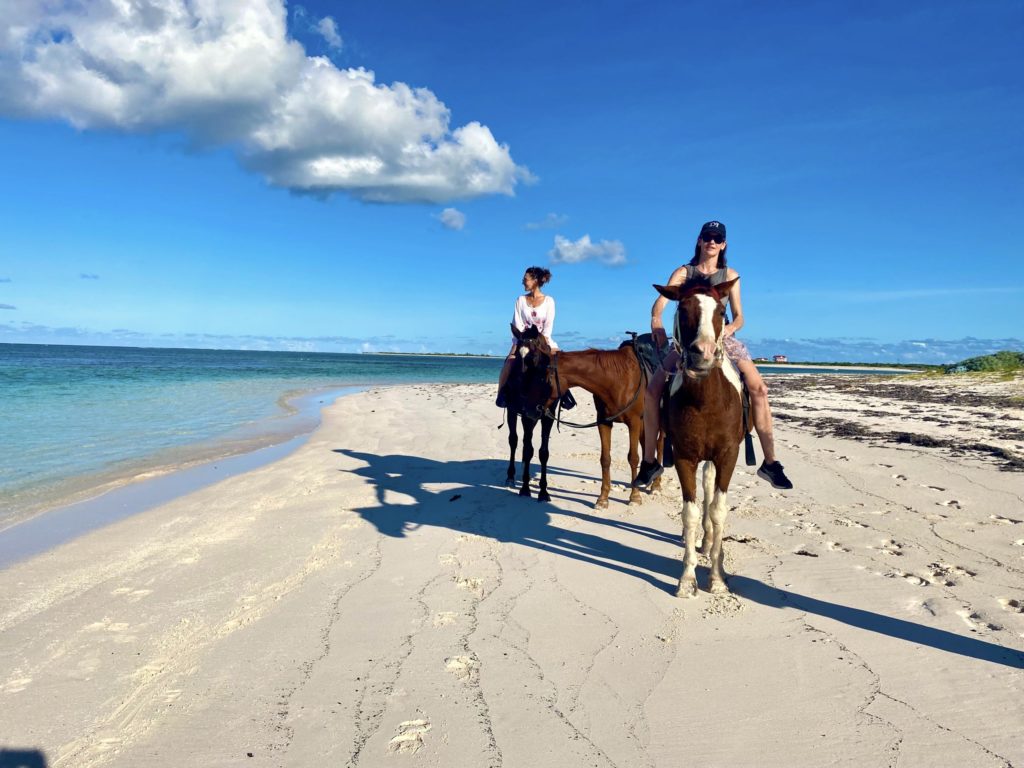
[595,498,609,510]
[538,491,551,502]
[518,487,531,498]
[504,477,516,488]
[627,493,643,506]
[651,478,663,492]
[698,546,712,558]
[709,579,730,595]
[675,579,699,599]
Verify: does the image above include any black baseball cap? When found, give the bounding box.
[699,220,726,239]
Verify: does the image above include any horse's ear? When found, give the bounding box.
[712,278,738,300]
[654,283,682,300]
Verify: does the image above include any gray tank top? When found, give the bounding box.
[684,264,734,322]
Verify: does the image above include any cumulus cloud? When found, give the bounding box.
[438,207,466,231]
[316,16,342,50]
[0,0,528,203]
[549,234,626,266]
[80,273,100,279]
[0,303,15,310]
[524,213,568,230]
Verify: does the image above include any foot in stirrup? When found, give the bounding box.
[632,459,664,488]
[757,461,793,490]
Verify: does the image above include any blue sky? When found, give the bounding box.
[0,0,1021,363]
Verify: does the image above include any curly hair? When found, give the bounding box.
[525,266,552,286]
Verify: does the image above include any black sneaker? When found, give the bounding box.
[757,461,793,490]
[632,459,664,489]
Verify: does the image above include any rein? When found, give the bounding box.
[544,333,646,430]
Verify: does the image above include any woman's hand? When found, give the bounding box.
[722,324,736,340]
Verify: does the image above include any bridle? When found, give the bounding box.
[672,296,726,379]
[530,334,646,430]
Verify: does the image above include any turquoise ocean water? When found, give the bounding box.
[0,343,502,526]
[1,343,907,529]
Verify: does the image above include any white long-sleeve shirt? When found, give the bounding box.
[511,295,558,350]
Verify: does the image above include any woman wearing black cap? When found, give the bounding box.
[632,220,793,490]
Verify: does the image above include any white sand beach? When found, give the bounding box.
[1,376,1022,767]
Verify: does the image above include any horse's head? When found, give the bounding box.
[510,323,556,420]
[654,277,737,380]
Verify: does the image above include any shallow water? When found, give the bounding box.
[0,344,502,524]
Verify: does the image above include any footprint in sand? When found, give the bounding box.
[387,719,432,754]
[1,676,32,694]
[991,515,1023,525]
[835,517,868,529]
[826,541,850,553]
[445,655,481,683]
[920,484,946,492]
[997,598,1023,614]
[956,609,1002,633]
[455,577,484,596]
[433,611,458,627]
[874,539,904,557]
[927,562,976,585]
[891,474,908,481]
[877,463,894,469]
[939,500,962,509]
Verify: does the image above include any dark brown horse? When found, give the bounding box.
[504,327,555,501]
[515,327,659,508]
[653,278,744,597]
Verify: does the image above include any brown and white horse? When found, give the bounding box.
[654,278,744,597]
[514,326,657,508]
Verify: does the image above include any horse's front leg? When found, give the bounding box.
[519,417,536,497]
[505,411,518,488]
[707,481,730,594]
[536,416,553,502]
[699,461,716,556]
[626,415,643,506]
[595,421,613,509]
[674,458,700,598]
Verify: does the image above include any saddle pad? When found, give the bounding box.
[620,333,661,378]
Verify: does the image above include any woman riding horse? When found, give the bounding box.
[633,220,793,491]
[497,266,557,407]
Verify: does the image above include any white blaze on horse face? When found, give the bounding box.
[518,346,529,358]
[693,294,720,364]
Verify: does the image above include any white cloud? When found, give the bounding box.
[316,16,342,50]
[549,234,626,266]
[525,212,568,230]
[0,0,528,203]
[439,207,466,231]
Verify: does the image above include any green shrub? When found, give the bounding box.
[944,350,1024,373]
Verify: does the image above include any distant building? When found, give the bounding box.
[753,356,769,363]
[773,355,788,363]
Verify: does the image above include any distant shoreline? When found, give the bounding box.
[368,351,924,370]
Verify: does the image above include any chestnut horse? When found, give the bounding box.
[515,326,657,508]
[504,327,555,501]
[654,278,744,597]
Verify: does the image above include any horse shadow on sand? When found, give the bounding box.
[334,448,1024,670]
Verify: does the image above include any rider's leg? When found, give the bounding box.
[641,368,666,463]
[735,359,793,489]
[735,359,776,462]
